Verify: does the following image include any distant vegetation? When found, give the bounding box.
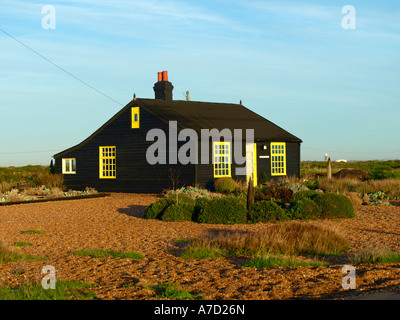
[0,165,64,192]
[301,160,400,180]
[0,165,99,203]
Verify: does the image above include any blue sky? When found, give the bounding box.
[0,0,399,166]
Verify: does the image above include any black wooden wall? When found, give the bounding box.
[55,102,301,193]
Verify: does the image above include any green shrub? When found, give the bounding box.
[144,194,197,221]
[248,200,288,223]
[160,200,195,222]
[259,172,269,184]
[214,177,238,194]
[196,196,247,224]
[255,185,293,203]
[291,190,320,202]
[289,198,321,220]
[143,198,174,219]
[314,193,355,219]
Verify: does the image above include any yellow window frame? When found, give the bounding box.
[62,158,76,174]
[271,142,286,176]
[213,141,231,178]
[99,146,116,179]
[131,107,140,128]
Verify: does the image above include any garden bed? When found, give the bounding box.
[0,192,110,206]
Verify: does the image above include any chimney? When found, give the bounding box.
[153,70,173,101]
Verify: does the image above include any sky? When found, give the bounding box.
[0,0,399,166]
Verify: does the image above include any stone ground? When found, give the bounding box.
[0,193,399,300]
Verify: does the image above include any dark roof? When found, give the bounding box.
[54,98,301,158]
[139,98,302,142]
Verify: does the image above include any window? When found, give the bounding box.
[271,142,286,176]
[99,146,116,179]
[131,107,140,128]
[213,141,231,178]
[62,158,76,174]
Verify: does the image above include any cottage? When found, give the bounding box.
[54,71,302,193]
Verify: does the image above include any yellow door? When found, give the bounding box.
[246,143,257,186]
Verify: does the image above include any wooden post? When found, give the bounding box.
[327,157,332,179]
[247,177,254,211]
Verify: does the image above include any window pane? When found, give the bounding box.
[72,159,76,172]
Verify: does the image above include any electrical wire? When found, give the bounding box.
[0,27,124,107]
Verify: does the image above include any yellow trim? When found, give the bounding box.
[253,143,258,186]
[213,141,231,178]
[271,142,286,176]
[62,158,76,174]
[131,107,140,128]
[99,146,116,179]
[246,143,258,187]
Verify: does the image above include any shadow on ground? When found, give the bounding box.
[117,205,148,218]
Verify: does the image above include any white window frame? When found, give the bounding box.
[62,158,76,174]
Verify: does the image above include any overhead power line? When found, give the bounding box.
[0,26,124,107]
[0,150,60,155]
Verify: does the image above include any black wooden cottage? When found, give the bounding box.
[54,71,302,193]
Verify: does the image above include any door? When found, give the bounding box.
[246,143,257,186]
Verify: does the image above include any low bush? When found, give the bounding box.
[289,198,321,220]
[291,190,320,202]
[314,193,355,219]
[290,192,355,220]
[196,196,247,224]
[144,194,197,221]
[160,200,195,222]
[143,198,175,220]
[214,177,238,194]
[248,200,288,223]
[255,185,293,203]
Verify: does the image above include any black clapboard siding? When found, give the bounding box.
[56,103,195,193]
[54,89,302,192]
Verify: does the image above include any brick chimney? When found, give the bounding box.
[153,71,173,102]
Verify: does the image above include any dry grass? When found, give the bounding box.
[4,189,25,202]
[186,221,350,258]
[46,187,65,199]
[317,178,400,199]
[352,245,400,264]
[0,241,23,263]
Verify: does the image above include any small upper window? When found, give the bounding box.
[62,158,76,174]
[131,107,140,128]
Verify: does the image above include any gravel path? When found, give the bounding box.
[1,193,399,300]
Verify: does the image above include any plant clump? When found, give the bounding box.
[214,177,238,194]
[247,200,288,223]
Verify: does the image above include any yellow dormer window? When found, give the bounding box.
[131,107,140,128]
